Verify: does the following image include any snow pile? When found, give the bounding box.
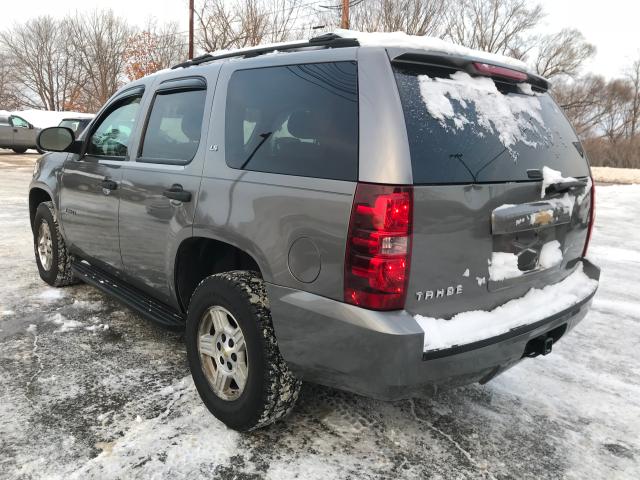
[539,240,563,269]
[488,252,523,281]
[540,166,578,198]
[11,110,94,129]
[416,71,546,153]
[415,264,598,351]
[47,313,83,333]
[38,289,65,301]
[335,29,527,69]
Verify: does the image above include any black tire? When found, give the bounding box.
[12,147,27,154]
[186,271,301,431]
[33,201,77,287]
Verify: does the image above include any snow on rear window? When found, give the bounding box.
[394,64,591,184]
[417,71,547,155]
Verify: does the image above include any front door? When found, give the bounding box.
[9,116,33,148]
[118,75,212,305]
[59,90,145,272]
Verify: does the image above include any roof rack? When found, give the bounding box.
[171,33,359,70]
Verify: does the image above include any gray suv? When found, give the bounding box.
[29,33,599,431]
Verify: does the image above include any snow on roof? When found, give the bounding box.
[334,29,527,70]
[196,30,527,72]
[10,110,94,129]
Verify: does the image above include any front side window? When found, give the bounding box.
[140,88,206,163]
[225,61,359,181]
[11,116,29,128]
[88,95,141,158]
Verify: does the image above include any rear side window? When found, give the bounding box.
[140,89,206,164]
[393,63,589,184]
[225,62,358,181]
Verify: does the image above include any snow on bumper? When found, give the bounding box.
[415,263,599,353]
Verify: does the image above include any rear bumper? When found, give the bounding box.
[268,259,600,401]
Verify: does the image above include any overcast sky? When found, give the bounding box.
[1,0,638,77]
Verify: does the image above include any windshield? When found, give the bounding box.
[393,63,589,184]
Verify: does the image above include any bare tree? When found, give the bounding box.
[446,0,544,56]
[68,10,133,112]
[196,0,307,52]
[625,57,640,138]
[533,28,595,78]
[266,0,307,43]
[345,0,450,37]
[553,75,610,138]
[0,51,20,110]
[124,19,188,80]
[0,16,82,110]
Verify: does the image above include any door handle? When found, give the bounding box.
[100,179,118,191]
[162,184,192,203]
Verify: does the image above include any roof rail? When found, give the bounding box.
[171,33,359,70]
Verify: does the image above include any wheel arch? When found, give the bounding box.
[29,186,54,232]
[174,236,264,313]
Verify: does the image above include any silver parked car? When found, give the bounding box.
[0,110,94,154]
[0,112,41,154]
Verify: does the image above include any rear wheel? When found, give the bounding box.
[186,271,301,431]
[12,147,27,154]
[33,201,77,287]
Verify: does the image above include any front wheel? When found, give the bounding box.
[33,201,77,286]
[12,147,27,154]
[186,271,301,431]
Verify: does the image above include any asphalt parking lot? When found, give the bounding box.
[1,151,639,479]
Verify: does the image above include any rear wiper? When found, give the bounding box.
[240,132,272,169]
[545,179,588,196]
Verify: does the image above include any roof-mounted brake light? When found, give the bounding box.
[472,62,528,82]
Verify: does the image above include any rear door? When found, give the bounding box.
[391,59,592,319]
[118,73,216,306]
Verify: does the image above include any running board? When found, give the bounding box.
[72,260,185,330]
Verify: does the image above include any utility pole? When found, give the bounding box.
[341,0,350,29]
[188,0,194,59]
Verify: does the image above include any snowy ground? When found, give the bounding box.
[1,151,639,479]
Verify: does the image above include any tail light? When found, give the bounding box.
[344,183,413,310]
[582,178,596,257]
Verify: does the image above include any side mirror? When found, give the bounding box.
[28,123,34,130]
[37,127,76,153]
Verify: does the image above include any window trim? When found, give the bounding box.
[10,115,30,128]
[82,89,145,161]
[136,76,208,166]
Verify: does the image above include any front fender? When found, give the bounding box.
[29,152,68,231]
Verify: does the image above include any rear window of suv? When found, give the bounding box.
[393,63,590,184]
[225,61,359,181]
